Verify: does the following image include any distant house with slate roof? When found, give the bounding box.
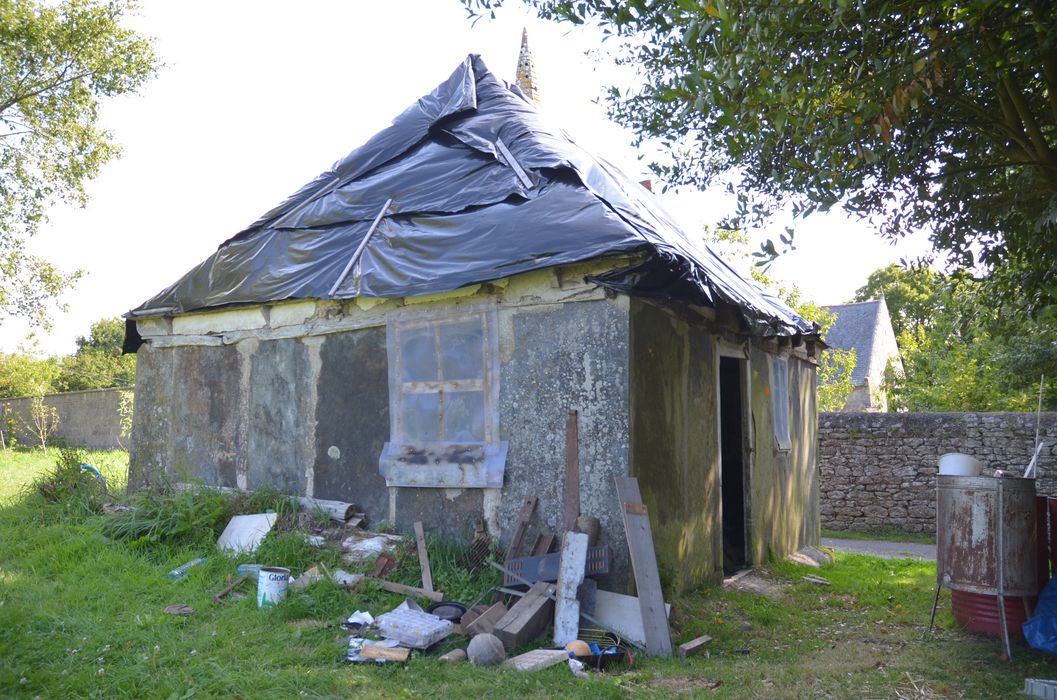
[822,298,904,412]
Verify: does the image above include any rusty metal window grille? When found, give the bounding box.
[379,304,505,488]
[771,355,792,451]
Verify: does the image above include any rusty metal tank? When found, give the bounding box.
[936,475,1037,597]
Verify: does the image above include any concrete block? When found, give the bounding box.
[136,317,172,337]
[268,300,316,328]
[503,649,569,672]
[173,307,267,335]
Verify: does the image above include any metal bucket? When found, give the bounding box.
[256,566,290,608]
[936,475,1037,597]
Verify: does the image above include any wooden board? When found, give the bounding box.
[370,552,397,579]
[493,581,555,651]
[615,476,672,657]
[531,533,556,556]
[413,521,434,593]
[677,634,713,658]
[504,496,538,562]
[564,410,580,530]
[360,645,410,662]
[367,577,444,602]
[553,531,589,646]
[464,601,507,636]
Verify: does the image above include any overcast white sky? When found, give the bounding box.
[4,0,932,355]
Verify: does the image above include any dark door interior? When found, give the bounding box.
[720,356,747,575]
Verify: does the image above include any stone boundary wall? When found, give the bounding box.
[1,388,127,451]
[819,412,1057,533]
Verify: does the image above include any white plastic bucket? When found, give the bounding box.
[938,453,985,477]
[257,566,290,608]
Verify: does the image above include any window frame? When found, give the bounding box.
[770,354,792,452]
[379,303,506,489]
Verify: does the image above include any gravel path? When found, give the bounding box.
[822,537,936,561]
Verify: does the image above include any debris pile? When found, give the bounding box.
[105,452,695,679]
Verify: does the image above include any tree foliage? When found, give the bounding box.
[1,0,157,328]
[53,316,135,391]
[854,265,1057,411]
[0,343,60,398]
[0,317,135,397]
[467,0,1057,315]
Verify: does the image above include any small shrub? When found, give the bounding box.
[32,447,108,516]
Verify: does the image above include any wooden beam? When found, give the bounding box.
[464,601,508,636]
[615,476,673,657]
[564,410,580,530]
[370,552,397,579]
[413,521,434,594]
[493,581,555,651]
[531,532,556,556]
[504,496,538,562]
[677,635,713,658]
[367,578,444,602]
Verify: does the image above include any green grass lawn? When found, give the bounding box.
[0,447,1051,698]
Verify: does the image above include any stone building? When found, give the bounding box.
[123,55,822,591]
[822,297,903,411]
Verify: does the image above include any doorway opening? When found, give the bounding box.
[719,355,748,575]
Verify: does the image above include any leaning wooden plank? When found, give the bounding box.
[360,645,411,662]
[367,577,444,602]
[564,410,580,530]
[493,581,555,651]
[615,476,673,657]
[504,496,538,562]
[464,601,508,636]
[554,531,589,646]
[531,532,556,556]
[413,521,434,593]
[678,634,713,658]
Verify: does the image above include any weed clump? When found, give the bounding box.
[31,447,108,516]
[100,482,299,548]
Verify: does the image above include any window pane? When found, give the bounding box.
[442,390,485,442]
[771,357,791,450]
[401,393,440,442]
[439,319,483,380]
[400,326,438,382]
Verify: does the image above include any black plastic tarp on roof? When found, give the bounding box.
[128,55,817,339]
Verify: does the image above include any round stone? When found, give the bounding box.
[327,445,341,459]
[467,633,506,666]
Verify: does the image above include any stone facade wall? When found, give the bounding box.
[1,388,126,450]
[819,412,1057,533]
